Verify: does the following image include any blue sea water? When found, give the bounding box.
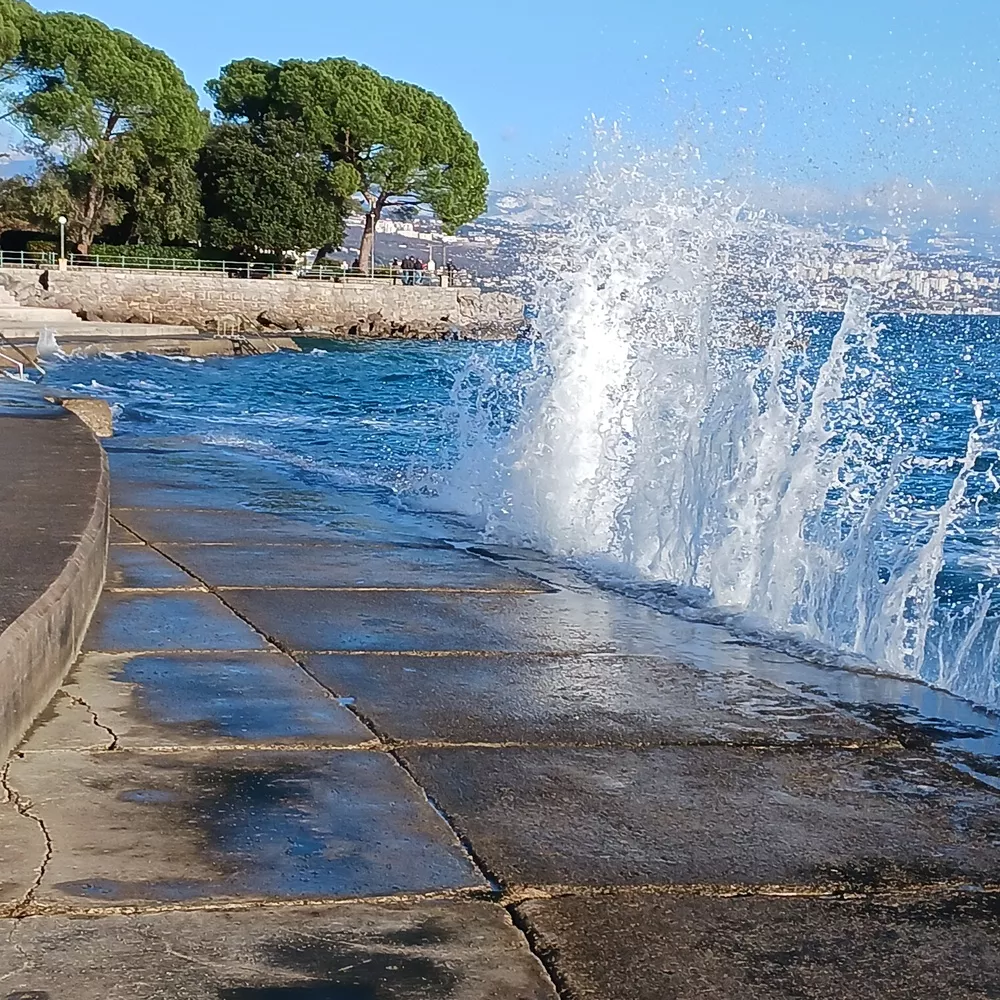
[33,312,1000,714]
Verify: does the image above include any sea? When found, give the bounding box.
[23,165,1000,728]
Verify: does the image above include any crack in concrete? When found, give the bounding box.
[2,878,996,923]
[65,693,118,751]
[506,902,573,1000]
[18,740,383,756]
[110,520,146,544]
[164,941,275,980]
[501,879,1000,905]
[0,757,53,919]
[105,586,209,594]
[2,885,493,919]
[215,585,550,594]
[384,736,901,753]
[13,734,901,756]
[292,648,617,657]
[0,921,30,983]
[88,648,275,656]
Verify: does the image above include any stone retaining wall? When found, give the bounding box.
[0,269,525,339]
[0,411,109,760]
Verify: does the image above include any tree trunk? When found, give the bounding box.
[357,209,377,275]
[77,177,105,256]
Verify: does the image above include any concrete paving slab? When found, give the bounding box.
[302,653,880,746]
[221,588,688,654]
[0,793,44,912]
[516,891,1000,1000]
[109,519,143,544]
[162,541,549,591]
[24,652,374,751]
[107,441,343,503]
[107,543,197,589]
[401,746,1000,889]
[114,507,360,545]
[112,479,261,511]
[16,687,116,752]
[7,748,484,910]
[1,900,558,998]
[84,591,270,652]
[111,475,389,521]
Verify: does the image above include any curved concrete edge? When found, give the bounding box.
[0,418,109,761]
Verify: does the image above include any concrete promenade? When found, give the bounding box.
[3,435,1000,996]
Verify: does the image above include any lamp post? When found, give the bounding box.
[57,216,67,271]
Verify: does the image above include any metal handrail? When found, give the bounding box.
[0,250,57,268]
[0,351,32,380]
[0,250,462,285]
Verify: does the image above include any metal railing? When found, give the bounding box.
[0,250,462,286]
[0,250,56,269]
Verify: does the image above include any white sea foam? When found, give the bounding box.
[443,153,1000,702]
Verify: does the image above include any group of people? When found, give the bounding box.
[338,254,458,285]
[391,256,433,283]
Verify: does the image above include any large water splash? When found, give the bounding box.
[446,156,1000,703]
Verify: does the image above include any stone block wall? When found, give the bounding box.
[0,268,526,338]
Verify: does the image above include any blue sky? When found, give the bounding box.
[25,0,1000,224]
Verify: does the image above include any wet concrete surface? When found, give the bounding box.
[401,745,1000,889]
[27,652,374,750]
[110,519,143,544]
[301,652,882,746]
[162,541,548,591]
[3,900,558,998]
[221,587,691,654]
[516,891,1000,999]
[84,591,270,652]
[6,434,1000,996]
[6,748,483,909]
[107,543,199,589]
[0,792,45,910]
[114,507,363,546]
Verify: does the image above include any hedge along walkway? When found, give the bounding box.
[2,433,1000,999]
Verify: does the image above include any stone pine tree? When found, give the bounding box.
[10,11,205,252]
[196,119,356,254]
[209,57,488,268]
[0,0,34,81]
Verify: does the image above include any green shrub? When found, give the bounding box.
[89,244,198,261]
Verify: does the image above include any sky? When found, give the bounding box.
[23,0,1000,238]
